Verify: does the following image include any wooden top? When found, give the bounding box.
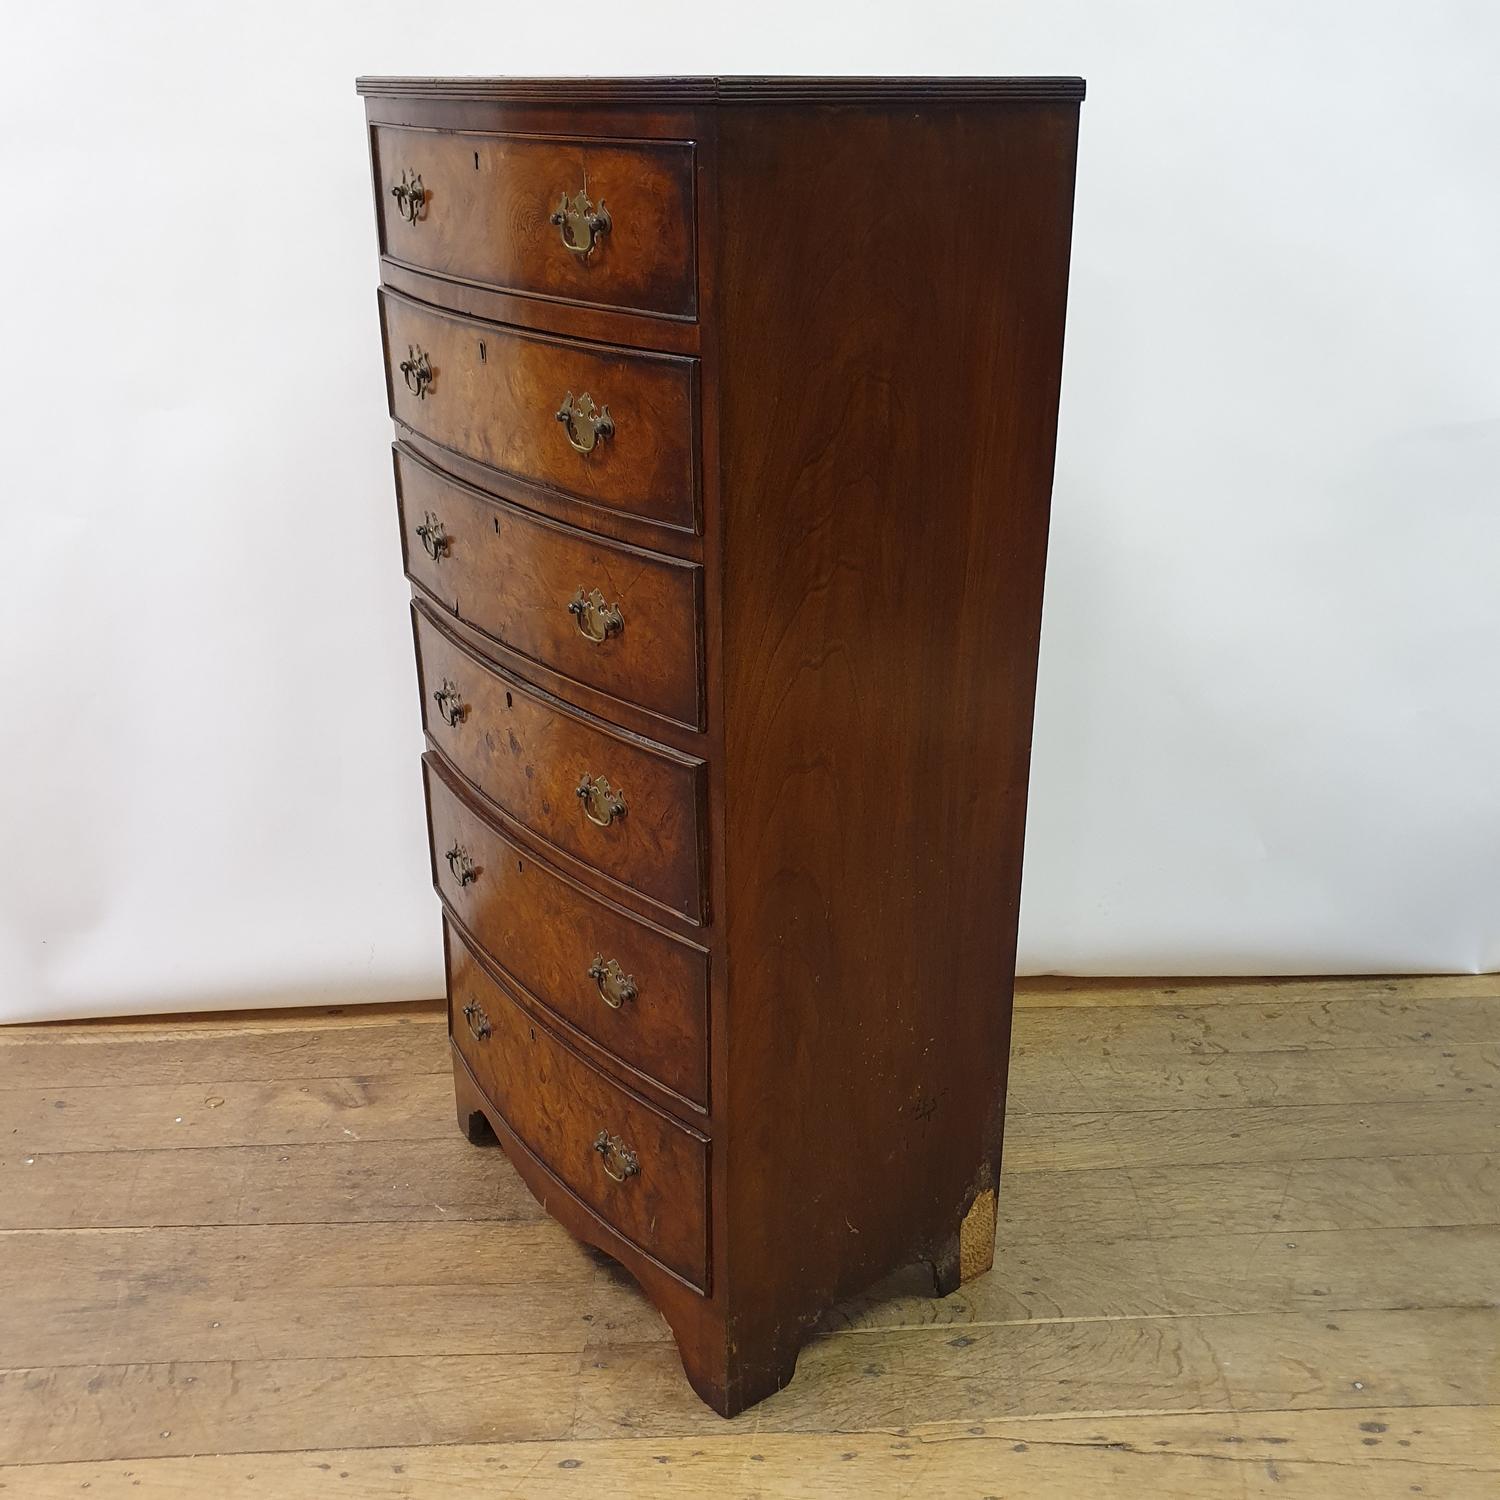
[354,75,1086,105]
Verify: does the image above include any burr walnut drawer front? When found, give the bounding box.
[413,604,706,921]
[372,126,696,318]
[381,290,698,532]
[396,446,703,727]
[449,927,708,1288]
[426,756,709,1106]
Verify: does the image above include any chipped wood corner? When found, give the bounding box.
[959,1188,997,1283]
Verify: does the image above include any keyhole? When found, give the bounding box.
[505,691,513,709]
[478,341,486,363]
[474,151,480,170]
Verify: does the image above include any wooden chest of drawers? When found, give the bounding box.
[358,74,1083,1417]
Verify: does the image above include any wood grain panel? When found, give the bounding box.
[396,444,704,725]
[0,1222,664,1367]
[373,125,697,316]
[3,973,1498,1483]
[448,932,709,1288]
[14,1407,1496,1499]
[824,1221,1500,1328]
[0,1140,546,1230]
[712,100,1081,1405]
[0,1017,444,1089]
[998,1151,1500,1242]
[413,604,706,920]
[0,1073,452,1152]
[1003,1098,1496,1174]
[1016,994,1500,1052]
[6,1216,1490,1370]
[426,757,709,1105]
[3,1308,1494,1461]
[381,290,698,530]
[1008,1040,1500,1112]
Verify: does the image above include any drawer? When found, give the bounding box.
[397,446,703,727]
[381,290,698,532]
[372,126,696,319]
[426,756,709,1105]
[414,603,706,921]
[448,926,708,1288]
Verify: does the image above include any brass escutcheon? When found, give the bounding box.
[433,678,466,727]
[587,955,638,1010]
[593,1130,639,1183]
[550,188,610,257]
[555,391,614,455]
[400,344,432,399]
[576,774,626,828]
[568,587,623,643]
[445,844,478,887]
[391,168,425,224]
[416,512,449,561]
[461,1000,490,1041]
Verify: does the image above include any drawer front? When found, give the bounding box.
[426,757,709,1105]
[382,290,698,532]
[414,605,706,920]
[372,127,696,319]
[449,928,708,1287]
[397,447,703,727]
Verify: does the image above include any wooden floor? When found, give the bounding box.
[1,977,1496,1497]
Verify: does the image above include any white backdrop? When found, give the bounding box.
[4,2,1498,1023]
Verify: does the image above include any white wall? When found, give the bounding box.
[4,2,1498,1022]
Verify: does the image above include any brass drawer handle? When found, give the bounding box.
[576,774,626,828]
[550,188,610,257]
[555,392,613,455]
[415,512,449,561]
[391,168,425,224]
[461,1000,490,1041]
[593,1130,639,1183]
[400,344,432,400]
[445,844,478,887]
[433,679,467,727]
[588,955,638,1010]
[568,587,623,643]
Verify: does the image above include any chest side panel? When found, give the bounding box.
[715,100,1081,1348]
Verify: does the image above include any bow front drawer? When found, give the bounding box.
[426,755,709,1106]
[381,291,698,531]
[449,927,709,1289]
[414,604,706,921]
[372,126,697,318]
[396,445,703,727]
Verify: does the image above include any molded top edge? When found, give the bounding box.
[355,75,1086,105]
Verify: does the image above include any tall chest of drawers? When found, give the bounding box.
[357,75,1083,1416]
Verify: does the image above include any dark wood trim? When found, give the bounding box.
[394,426,706,559]
[360,95,703,139]
[357,75,1087,105]
[380,258,702,354]
[692,104,734,1362]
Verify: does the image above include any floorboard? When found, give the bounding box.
[1,977,1495,1496]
